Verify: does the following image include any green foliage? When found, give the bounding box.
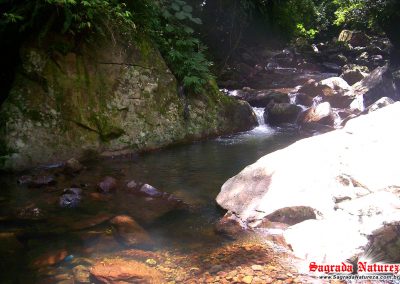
[1,0,214,94]
[1,0,135,36]
[332,0,368,28]
[295,23,318,40]
[154,0,213,94]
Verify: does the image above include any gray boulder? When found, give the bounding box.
[264,103,302,125]
[346,64,398,108]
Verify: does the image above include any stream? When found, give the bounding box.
[0,108,300,283]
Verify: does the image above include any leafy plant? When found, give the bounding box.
[152,0,214,94]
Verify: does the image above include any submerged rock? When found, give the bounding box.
[59,188,82,208]
[31,248,69,268]
[215,212,249,239]
[97,176,118,193]
[110,215,152,247]
[18,175,56,188]
[63,158,83,174]
[217,103,400,262]
[90,258,163,284]
[122,181,188,224]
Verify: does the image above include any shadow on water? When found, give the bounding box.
[0,123,300,282]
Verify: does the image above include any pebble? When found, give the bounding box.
[145,258,157,267]
[251,264,263,271]
[243,275,253,283]
[209,264,223,274]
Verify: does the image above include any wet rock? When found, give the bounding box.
[18,175,56,188]
[63,158,83,174]
[90,258,163,284]
[266,206,317,226]
[215,212,248,239]
[234,89,290,107]
[297,79,334,98]
[110,215,152,247]
[59,188,82,208]
[73,265,90,283]
[264,103,301,125]
[293,93,313,107]
[137,184,163,198]
[338,30,370,47]
[297,102,335,127]
[341,68,367,85]
[97,176,118,193]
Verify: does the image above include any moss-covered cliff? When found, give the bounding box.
[0,34,256,170]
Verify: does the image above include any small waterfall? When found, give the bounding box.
[252,107,266,126]
[251,107,275,135]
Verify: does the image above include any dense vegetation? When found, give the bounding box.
[1,0,399,95]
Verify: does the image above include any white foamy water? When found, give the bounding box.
[250,107,276,135]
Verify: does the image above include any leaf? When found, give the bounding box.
[190,17,202,24]
[183,26,194,34]
[165,25,174,32]
[182,5,193,13]
[174,11,186,20]
[171,3,180,11]
[174,0,186,6]
[162,10,172,19]
[62,7,73,33]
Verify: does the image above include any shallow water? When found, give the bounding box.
[0,121,300,282]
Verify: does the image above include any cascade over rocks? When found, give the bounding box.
[216,103,400,262]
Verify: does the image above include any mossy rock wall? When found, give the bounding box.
[0,34,256,170]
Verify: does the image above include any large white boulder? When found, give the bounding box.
[216,102,400,262]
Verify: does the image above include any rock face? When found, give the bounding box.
[338,30,370,47]
[216,103,400,262]
[0,34,256,171]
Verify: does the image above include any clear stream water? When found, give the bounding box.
[0,108,300,282]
